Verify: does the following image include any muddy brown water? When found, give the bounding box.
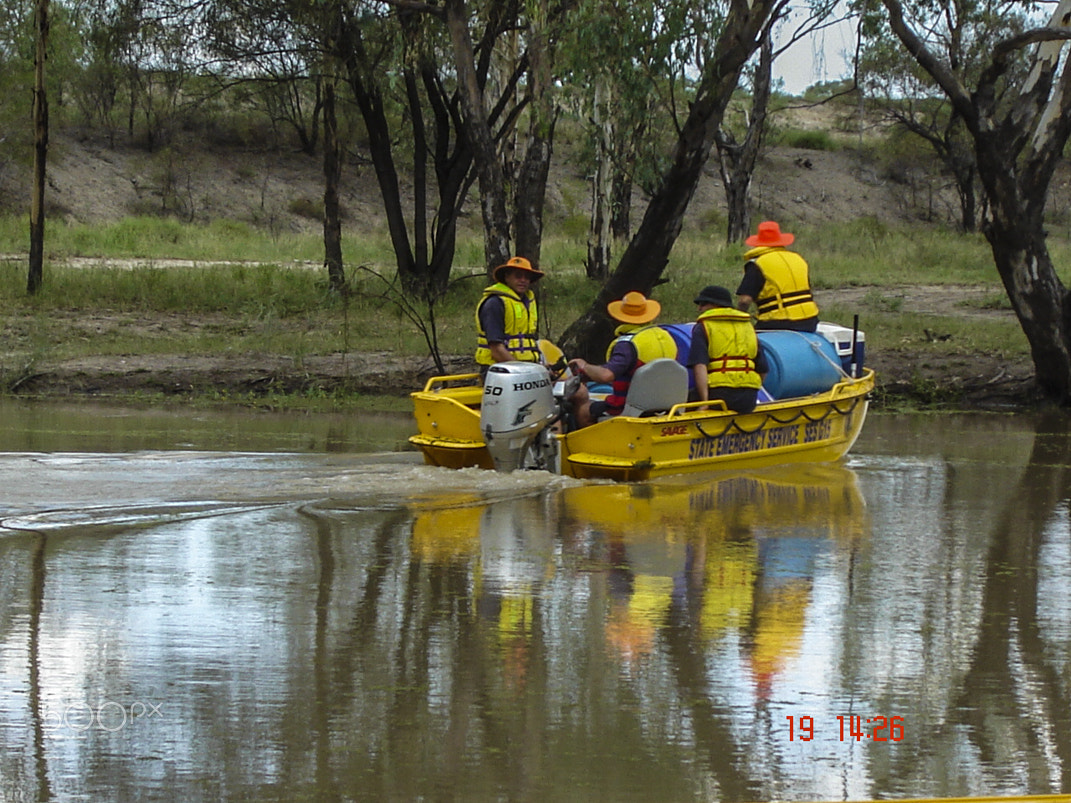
[1,400,1069,801]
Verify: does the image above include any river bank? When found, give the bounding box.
[7,344,1036,412]
[6,288,1038,412]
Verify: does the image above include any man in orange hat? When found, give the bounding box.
[736,220,819,332]
[567,291,680,427]
[475,256,546,369]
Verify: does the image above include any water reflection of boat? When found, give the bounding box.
[558,463,868,540]
[418,466,871,696]
[559,464,868,686]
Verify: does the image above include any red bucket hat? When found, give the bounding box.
[493,256,545,283]
[745,221,795,248]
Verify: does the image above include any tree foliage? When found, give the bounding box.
[559,0,792,358]
[857,0,1034,231]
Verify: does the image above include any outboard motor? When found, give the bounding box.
[480,361,559,472]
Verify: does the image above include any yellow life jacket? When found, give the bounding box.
[475,282,540,365]
[603,324,680,413]
[603,324,678,363]
[698,307,763,390]
[745,246,819,323]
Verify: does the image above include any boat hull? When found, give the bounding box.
[410,369,875,481]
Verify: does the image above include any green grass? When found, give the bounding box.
[0,214,1044,400]
[770,128,840,151]
[805,218,996,287]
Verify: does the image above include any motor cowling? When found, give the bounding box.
[480,362,558,472]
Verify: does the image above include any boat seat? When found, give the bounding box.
[620,358,689,417]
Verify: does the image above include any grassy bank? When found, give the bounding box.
[0,215,1041,407]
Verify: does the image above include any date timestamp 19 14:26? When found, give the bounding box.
[786,715,905,742]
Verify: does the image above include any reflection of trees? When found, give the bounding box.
[299,498,715,798]
[873,412,1071,791]
[299,504,337,799]
[290,469,870,799]
[664,563,765,800]
[0,530,53,800]
[29,532,52,802]
[954,412,1071,787]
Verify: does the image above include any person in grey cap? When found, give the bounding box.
[687,285,768,413]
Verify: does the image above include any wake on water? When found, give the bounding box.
[0,450,588,533]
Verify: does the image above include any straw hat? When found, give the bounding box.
[745,220,795,248]
[607,291,661,324]
[493,256,545,283]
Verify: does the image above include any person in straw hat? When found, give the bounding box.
[475,255,546,370]
[736,220,819,333]
[688,284,768,414]
[567,291,680,427]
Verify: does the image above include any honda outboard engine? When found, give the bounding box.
[480,362,558,472]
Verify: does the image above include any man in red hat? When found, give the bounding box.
[568,291,680,427]
[736,221,819,332]
[475,256,546,368]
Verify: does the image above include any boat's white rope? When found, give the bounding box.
[774,330,851,377]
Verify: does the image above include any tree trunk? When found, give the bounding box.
[336,9,474,297]
[514,130,554,265]
[339,47,417,285]
[883,0,1071,404]
[558,0,781,359]
[610,162,633,241]
[322,80,346,294]
[983,198,1071,401]
[28,0,49,296]
[445,0,512,276]
[951,167,978,233]
[513,1,556,270]
[404,69,429,280]
[718,35,772,244]
[586,77,613,280]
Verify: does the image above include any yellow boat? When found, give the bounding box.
[410,330,875,481]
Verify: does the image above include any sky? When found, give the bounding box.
[772,16,859,97]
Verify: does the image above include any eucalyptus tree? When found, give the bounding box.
[28,0,47,295]
[258,0,564,293]
[555,0,683,279]
[858,0,1032,232]
[91,0,201,149]
[0,0,35,172]
[880,0,1071,403]
[716,2,844,244]
[716,36,773,244]
[558,0,792,358]
[395,0,578,279]
[324,0,482,293]
[205,2,325,155]
[66,0,143,140]
[508,0,559,267]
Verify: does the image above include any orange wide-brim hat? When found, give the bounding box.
[493,256,545,283]
[745,220,795,247]
[607,291,661,324]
